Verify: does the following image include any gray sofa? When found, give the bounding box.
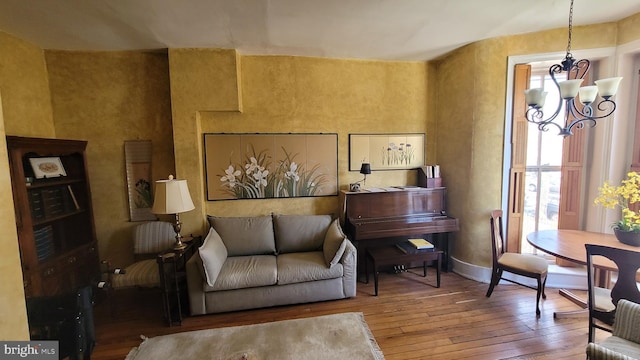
[186,214,357,315]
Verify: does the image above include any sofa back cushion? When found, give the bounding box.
[207,215,276,256]
[273,214,332,254]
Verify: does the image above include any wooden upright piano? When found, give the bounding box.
[340,187,459,272]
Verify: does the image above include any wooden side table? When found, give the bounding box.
[157,235,202,326]
[365,245,442,296]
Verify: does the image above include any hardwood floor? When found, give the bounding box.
[92,271,601,359]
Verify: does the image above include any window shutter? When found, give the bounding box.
[506,64,531,252]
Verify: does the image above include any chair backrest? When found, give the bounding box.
[586,244,640,308]
[490,210,505,267]
[133,221,176,255]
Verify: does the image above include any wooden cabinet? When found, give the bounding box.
[6,136,100,297]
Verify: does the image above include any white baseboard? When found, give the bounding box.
[451,256,587,290]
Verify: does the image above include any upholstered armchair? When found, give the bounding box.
[586,299,640,360]
[110,221,176,289]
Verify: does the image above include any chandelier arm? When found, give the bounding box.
[571,59,590,80]
[564,99,617,134]
[567,98,590,119]
[568,100,617,122]
[597,98,617,115]
[565,118,596,135]
[525,107,563,133]
[539,121,563,134]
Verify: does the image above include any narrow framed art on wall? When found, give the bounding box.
[124,140,157,221]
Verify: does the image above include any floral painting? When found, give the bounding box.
[204,134,338,200]
[349,134,425,171]
[125,140,157,221]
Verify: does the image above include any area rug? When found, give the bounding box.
[125,312,384,360]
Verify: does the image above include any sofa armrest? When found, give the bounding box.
[340,240,357,297]
[340,240,356,264]
[185,252,207,315]
[613,299,640,343]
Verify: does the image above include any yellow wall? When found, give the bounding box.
[0,11,639,339]
[434,23,620,267]
[0,31,52,340]
[617,12,640,45]
[0,102,29,340]
[0,32,55,138]
[169,51,434,234]
[45,50,176,266]
[169,49,432,233]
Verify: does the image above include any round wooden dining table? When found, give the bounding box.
[527,229,640,316]
[527,229,640,271]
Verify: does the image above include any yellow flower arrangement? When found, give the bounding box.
[594,171,640,233]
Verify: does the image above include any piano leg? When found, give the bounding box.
[436,252,441,287]
[364,251,370,284]
[431,233,452,272]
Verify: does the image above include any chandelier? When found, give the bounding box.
[524,0,622,137]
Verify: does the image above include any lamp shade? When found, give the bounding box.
[151,175,195,214]
[360,163,371,175]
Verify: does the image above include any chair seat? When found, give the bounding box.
[112,259,160,289]
[498,253,548,274]
[593,287,615,312]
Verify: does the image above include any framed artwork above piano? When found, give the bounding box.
[348,133,425,171]
[339,186,459,275]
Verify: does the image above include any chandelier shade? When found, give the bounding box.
[523,0,622,137]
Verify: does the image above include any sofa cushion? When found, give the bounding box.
[273,214,332,254]
[198,227,228,286]
[276,252,343,285]
[323,219,348,267]
[208,215,276,256]
[204,255,277,291]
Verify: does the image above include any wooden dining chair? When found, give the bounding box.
[486,210,549,316]
[585,244,640,342]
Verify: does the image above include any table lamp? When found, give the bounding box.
[151,175,195,250]
[360,163,371,187]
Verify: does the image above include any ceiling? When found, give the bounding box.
[0,0,639,61]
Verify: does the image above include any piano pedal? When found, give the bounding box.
[392,265,408,274]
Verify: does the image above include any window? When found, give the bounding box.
[520,69,565,254]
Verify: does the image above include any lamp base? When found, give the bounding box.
[173,241,188,250]
[172,214,188,250]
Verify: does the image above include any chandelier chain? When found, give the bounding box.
[566,0,574,56]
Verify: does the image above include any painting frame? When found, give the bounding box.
[204,133,339,201]
[124,140,157,222]
[349,133,425,171]
[29,157,67,179]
